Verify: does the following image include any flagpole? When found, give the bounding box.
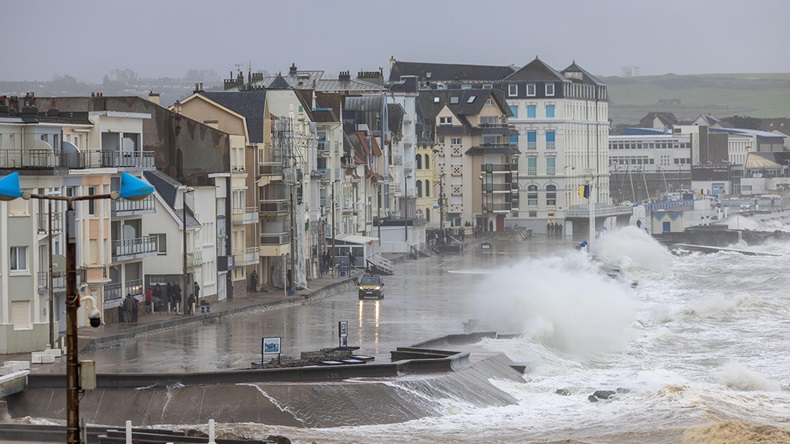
[587,180,595,254]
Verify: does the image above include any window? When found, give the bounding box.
[451,137,462,145]
[546,131,555,149]
[415,155,422,170]
[527,105,536,118]
[546,105,555,118]
[485,99,493,106]
[416,180,423,197]
[425,180,430,197]
[547,157,556,175]
[88,186,96,215]
[424,154,430,169]
[461,84,472,90]
[527,131,537,149]
[508,84,518,96]
[510,105,518,118]
[480,116,497,125]
[527,157,537,175]
[510,134,519,144]
[527,185,538,205]
[440,116,452,124]
[450,96,459,104]
[438,136,445,144]
[546,83,555,96]
[546,185,557,206]
[153,234,166,254]
[527,84,536,96]
[433,96,440,103]
[10,246,28,272]
[483,84,493,89]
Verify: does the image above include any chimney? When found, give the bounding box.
[148,91,161,105]
[338,71,351,81]
[194,83,204,94]
[289,63,298,76]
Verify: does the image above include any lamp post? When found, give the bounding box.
[182,187,194,314]
[0,171,153,444]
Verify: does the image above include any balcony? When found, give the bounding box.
[260,199,289,215]
[482,164,513,173]
[37,271,66,294]
[232,207,259,225]
[0,149,154,169]
[103,279,143,304]
[260,232,290,246]
[233,247,259,266]
[483,203,512,213]
[483,183,513,192]
[112,195,155,216]
[527,142,537,150]
[111,236,157,261]
[187,250,203,269]
[317,141,330,157]
[527,167,537,175]
[546,142,556,150]
[547,167,556,176]
[258,162,284,176]
[37,211,63,234]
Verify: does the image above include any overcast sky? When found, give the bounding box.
[3,0,789,82]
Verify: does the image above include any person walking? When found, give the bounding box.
[174,284,183,313]
[187,292,196,315]
[132,296,139,323]
[348,251,357,267]
[250,270,259,292]
[145,287,153,313]
[193,281,200,301]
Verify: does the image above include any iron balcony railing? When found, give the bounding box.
[112,195,155,215]
[483,183,514,192]
[232,207,259,224]
[36,211,63,233]
[111,236,157,260]
[0,149,155,169]
[103,279,143,304]
[258,162,284,176]
[187,250,203,269]
[482,164,513,173]
[260,199,289,214]
[233,247,259,266]
[37,271,66,293]
[527,142,537,150]
[260,231,290,246]
[546,142,556,150]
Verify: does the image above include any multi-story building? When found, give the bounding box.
[504,59,610,234]
[0,95,156,353]
[417,89,518,231]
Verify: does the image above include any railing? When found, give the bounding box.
[36,211,63,233]
[565,205,634,218]
[112,195,155,215]
[187,250,203,269]
[233,247,259,266]
[232,207,259,224]
[484,183,513,192]
[484,203,512,212]
[111,236,157,260]
[476,143,518,149]
[259,199,289,214]
[0,149,155,169]
[260,232,290,245]
[527,142,537,150]
[102,279,143,304]
[546,142,556,150]
[482,164,512,173]
[258,162,284,176]
[527,167,537,175]
[37,271,66,292]
[547,167,556,175]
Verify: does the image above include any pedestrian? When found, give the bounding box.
[174,284,182,312]
[117,304,125,323]
[187,292,196,315]
[145,287,153,313]
[474,225,479,238]
[123,293,135,324]
[557,223,563,237]
[546,221,551,235]
[193,281,200,300]
[166,282,173,311]
[132,296,139,323]
[250,270,259,292]
[348,251,356,267]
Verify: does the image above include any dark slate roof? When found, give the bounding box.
[639,112,678,128]
[389,60,516,83]
[465,146,520,155]
[505,57,566,82]
[200,91,266,143]
[417,89,508,118]
[562,61,605,85]
[268,73,292,90]
[143,170,201,229]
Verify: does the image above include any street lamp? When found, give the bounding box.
[0,171,153,444]
[182,187,195,315]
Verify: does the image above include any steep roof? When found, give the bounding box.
[562,61,605,85]
[639,112,678,128]
[143,170,201,229]
[389,60,515,83]
[505,57,566,82]
[268,73,291,90]
[417,89,509,118]
[200,91,266,143]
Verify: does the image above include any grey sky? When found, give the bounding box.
[3,0,789,82]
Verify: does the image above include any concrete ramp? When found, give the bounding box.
[672,243,780,256]
[6,353,522,428]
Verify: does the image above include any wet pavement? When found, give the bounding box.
[4,234,575,375]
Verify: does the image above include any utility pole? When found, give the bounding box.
[439,173,445,231]
[377,182,381,245]
[289,178,295,293]
[48,200,54,349]
[331,182,336,277]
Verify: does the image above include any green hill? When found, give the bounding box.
[603,73,790,125]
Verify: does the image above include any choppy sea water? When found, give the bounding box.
[197,215,790,444]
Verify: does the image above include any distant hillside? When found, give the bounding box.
[603,73,790,125]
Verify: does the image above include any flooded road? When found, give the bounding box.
[81,237,573,373]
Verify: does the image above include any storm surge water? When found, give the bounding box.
[222,224,790,444]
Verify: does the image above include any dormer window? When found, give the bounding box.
[467,96,476,103]
[527,84,536,96]
[440,116,452,124]
[450,96,459,104]
[546,83,555,96]
[508,84,518,97]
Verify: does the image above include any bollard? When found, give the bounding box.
[126,420,132,443]
[208,418,216,444]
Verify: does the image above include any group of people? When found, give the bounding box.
[546,221,564,236]
[320,251,334,275]
[432,227,469,245]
